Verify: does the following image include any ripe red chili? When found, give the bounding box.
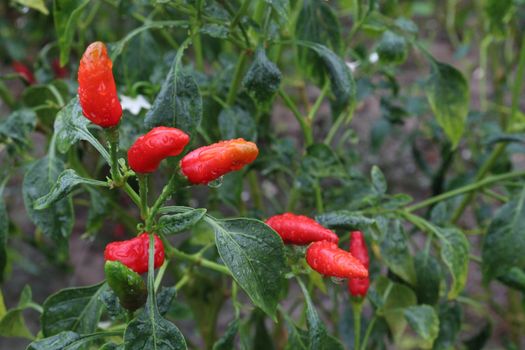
[77,41,122,128]
[128,127,190,173]
[266,213,339,245]
[12,61,36,85]
[348,231,370,297]
[104,233,164,274]
[306,241,368,279]
[180,138,259,184]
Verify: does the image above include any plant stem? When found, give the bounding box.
[146,175,177,231]
[360,316,377,350]
[138,174,149,220]
[166,245,231,276]
[405,169,525,213]
[314,181,324,213]
[247,171,264,212]
[307,81,329,121]
[106,127,121,185]
[279,88,313,146]
[352,300,362,350]
[226,51,248,106]
[123,183,141,208]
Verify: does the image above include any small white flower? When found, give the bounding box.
[369,52,379,63]
[120,95,151,115]
[346,61,360,72]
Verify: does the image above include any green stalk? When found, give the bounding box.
[166,245,231,276]
[105,127,121,186]
[405,169,525,213]
[314,181,324,213]
[278,88,313,146]
[138,174,149,220]
[145,175,177,231]
[248,171,264,212]
[352,300,363,350]
[360,316,377,350]
[226,51,248,106]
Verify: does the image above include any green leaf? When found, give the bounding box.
[464,322,491,350]
[200,24,229,39]
[371,165,387,194]
[296,0,341,53]
[85,188,110,236]
[210,218,286,320]
[0,109,36,151]
[53,97,90,154]
[26,331,105,350]
[315,211,375,231]
[425,62,469,148]
[0,286,33,339]
[434,227,469,299]
[414,253,442,305]
[498,267,525,292]
[283,317,309,350]
[42,282,106,337]
[296,41,355,119]
[264,0,289,21]
[213,319,239,350]
[14,0,49,14]
[404,305,439,348]
[144,40,202,137]
[53,0,90,66]
[158,209,207,236]
[380,220,416,285]
[123,301,186,350]
[376,31,408,65]
[483,0,514,38]
[156,286,177,316]
[218,106,256,141]
[243,47,282,103]
[483,190,525,281]
[0,179,7,281]
[297,279,344,350]
[35,169,107,210]
[23,156,74,254]
[375,276,417,342]
[22,81,69,124]
[433,302,462,350]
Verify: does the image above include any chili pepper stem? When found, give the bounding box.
[352,299,363,350]
[138,174,149,220]
[106,127,122,186]
[145,175,177,231]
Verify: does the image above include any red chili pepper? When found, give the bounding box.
[266,213,339,245]
[77,41,122,128]
[12,61,36,85]
[51,58,68,79]
[306,241,368,279]
[348,231,370,297]
[180,138,259,184]
[104,233,164,274]
[128,127,190,173]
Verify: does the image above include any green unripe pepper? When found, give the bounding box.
[104,260,147,311]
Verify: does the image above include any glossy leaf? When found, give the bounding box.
[158,209,207,236]
[375,276,417,341]
[434,227,469,299]
[404,305,439,348]
[53,0,90,65]
[414,253,442,305]
[371,165,387,195]
[296,0,341,53]
[218,106,257,141]
[213,319,239,350]
[0,109,36,150]
[34,169,107,210]
[26,331,110,350]
[53,97,90,154]
[14,0,49,14]
[296,41,355,119]
[483,190,525,281]
[22,156,74,254]
[144,41,202,137]
[425,62,469,148]
[243,47,282,103]
[315,211,375,231]
[380,220,416,285]
[498,267,525,293]
[42,282,106,337]
[433,302,462,350]
[297,279,344,350]
[210,218,286,319]
[0,286,33,339]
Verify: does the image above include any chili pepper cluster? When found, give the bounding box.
[266,213,370,299]
[77,42,260,310]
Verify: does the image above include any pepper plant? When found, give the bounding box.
[1,0,525,349]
